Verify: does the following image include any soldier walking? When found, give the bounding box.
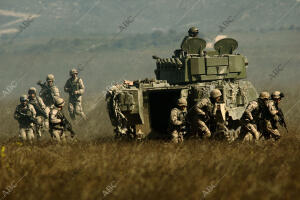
[169,98,187,143]
[28,87,48,139]
[64,69,87,120]
[49,97,73,143]
[14,95,36,143]
[37,74,60,127]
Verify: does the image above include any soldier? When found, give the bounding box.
[193,89,225,139]
[169,98,187,143]
[180,27,199,49]
[14,95,36,143]
[64,68,87,120]
[238,92,267,142]
[38,74,60,122]
[49,97,70,143]
[258,91,280,141]
[271,91,283,108]
[28,87,48,138]
[271,91,287,133]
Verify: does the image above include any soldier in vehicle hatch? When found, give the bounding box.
[169,98,187,143]
[180,27,199,49]
[64,68,87,120]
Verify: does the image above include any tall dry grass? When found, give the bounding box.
[0,136,299,200]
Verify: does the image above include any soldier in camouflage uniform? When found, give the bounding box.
[271,91,287,132]
[38,74,60,126]
[238,92,268,142]
[28,87,48,138]
[64,69,87,120]
[169,98,187,143]
[271,91,283,109]
[49,97,67,143]
[258,91,280,141]
[193,89,226,139]
[14,95,36,143]
[180,27,199,49]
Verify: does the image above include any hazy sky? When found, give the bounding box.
[0,0,299,39]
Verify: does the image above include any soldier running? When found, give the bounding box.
[28,87,48,139]
[14,95,36,143]
[64,68,87,120]
[169,98,187,143]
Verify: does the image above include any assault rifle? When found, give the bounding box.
[37,80,48,90]
[16,110,38,125]
[37,80,55,102]
[30,100,48,118]
[179,111,189,134]
[57,112,76,137]
[277,108,288,133]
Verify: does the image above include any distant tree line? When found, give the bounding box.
[0,26,299,54]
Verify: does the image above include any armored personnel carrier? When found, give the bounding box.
[106,37,258,139]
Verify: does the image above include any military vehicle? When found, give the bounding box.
[106,37,258,140]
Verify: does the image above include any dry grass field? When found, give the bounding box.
[0,99,300,200]
[0,133,299,200]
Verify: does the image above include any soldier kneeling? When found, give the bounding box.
[258,92,280,141]
[238,92,267,142]
[192,89,232,141]
[169,98,187,143]
[193,89,223,139]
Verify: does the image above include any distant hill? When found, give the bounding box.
[0,0,299,40]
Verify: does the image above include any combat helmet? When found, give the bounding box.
[271,91,281,99]
[28,87,37,94]
[46,74,55,81]
[188,27,199,35]
[20,95,28,102]
[70,68,78,76]
[210,89,222,98]
[177,98,187,107]
[54,97,65,107]
[259,91,270,100]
